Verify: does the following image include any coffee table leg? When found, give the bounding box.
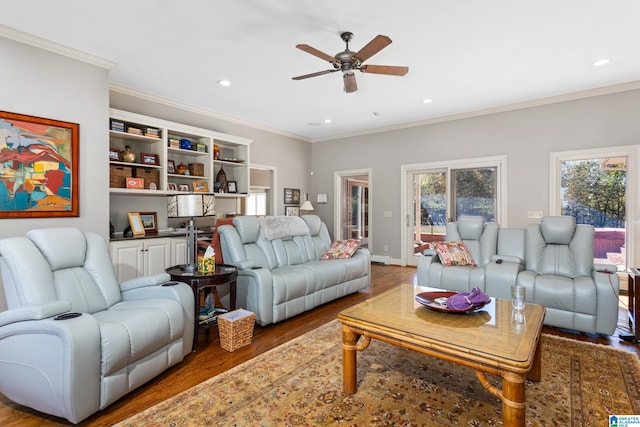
[502,372,526,427]
[342,327,359,394]
[527,337,542,382]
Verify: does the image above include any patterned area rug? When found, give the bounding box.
[116,320,640,426]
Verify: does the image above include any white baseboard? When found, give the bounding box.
[370,254,390,265]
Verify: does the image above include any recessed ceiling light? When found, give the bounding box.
[592,59,610,67]
[422,98,433,104]
[217,80,231,86]
[323,119,332,124]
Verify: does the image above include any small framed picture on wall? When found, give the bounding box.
[285,206,300,216]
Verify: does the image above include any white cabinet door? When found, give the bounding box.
[171,237,187,266]
[144,238,172,276]
[110,238,173,282]
[110,240,145,283]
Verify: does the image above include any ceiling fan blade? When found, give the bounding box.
[353,35,392,63]
[343,73,358,93]
[296,44,337,63]
[360,65,409,76]
[292,69,337,80]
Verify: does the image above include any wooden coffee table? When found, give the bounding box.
[338,284,545,427]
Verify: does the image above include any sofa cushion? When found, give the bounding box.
[433,241,477,267]
[321,239,361,260]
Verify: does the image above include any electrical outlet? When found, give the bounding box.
[383,245,389,252]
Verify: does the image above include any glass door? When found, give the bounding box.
[406,165,498,266]
[341,177,369,247]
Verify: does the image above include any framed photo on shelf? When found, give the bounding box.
[127,212,145,237]
[109,147,121,161]
[192,181,209,192]
[0,111,79,218]
[139,212,158,234]
[284,188,300,205]
[140,152,159,166]
[178,184,190,192]
[167,160,176,174]
[167,182,177,191]
[227,181,237,193]
[285,206,300,216]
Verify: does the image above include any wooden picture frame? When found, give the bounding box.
[178,184,190,192]
[227,180,237,193]
[109,147,121,161]
[285,206,300,216]
[193,181,209,192]
[127,212,145,236]
[140,152,159,166]
[284,188,300,205]
[139,211,158,234]
[0,111,79,218]
[167,160,176,174]
[125,177,144,189]
[167,182,177,191]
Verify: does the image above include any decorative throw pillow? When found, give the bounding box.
[321,239,361,260]
[432,241,476,267]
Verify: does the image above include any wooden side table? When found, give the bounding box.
[166,264,238,351]
[621,268,639,343]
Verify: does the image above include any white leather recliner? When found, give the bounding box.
[0,228,194,423]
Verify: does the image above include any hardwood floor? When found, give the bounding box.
[1,264,638,426]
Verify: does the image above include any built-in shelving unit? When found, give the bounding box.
[108,109,252,198]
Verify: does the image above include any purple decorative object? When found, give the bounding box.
[446,287,491,311]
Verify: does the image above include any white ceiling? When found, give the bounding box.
[2,1,640,141]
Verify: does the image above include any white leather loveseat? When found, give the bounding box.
[218,215,370,326]
[417,216,619,335]
[0,228,194,423]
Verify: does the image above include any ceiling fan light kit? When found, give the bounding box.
[293,32,408,93]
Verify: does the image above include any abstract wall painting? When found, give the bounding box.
[0,111,79,218]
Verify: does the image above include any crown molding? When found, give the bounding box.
[310,80,640,143]
[109,83,312,143]
[0,24,114,69]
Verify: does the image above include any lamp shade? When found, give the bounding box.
[167,194,216,218]
[300,200,314,211]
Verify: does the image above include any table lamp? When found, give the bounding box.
[300,200,314,212]
[167,193,216,272]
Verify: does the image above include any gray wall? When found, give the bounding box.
[0,36,110,238]
[311,89,640,264]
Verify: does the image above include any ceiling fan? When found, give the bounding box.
[292,32,409,93]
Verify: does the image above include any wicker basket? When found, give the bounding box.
[134,168,159,189]
[188,162,204,177]
[109,165,132,188]
[218,309,255,352]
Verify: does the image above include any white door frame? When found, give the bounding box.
[549,145,637,268]
[334,168,372,247]
[250,163,277,215]
[400,155,507,266]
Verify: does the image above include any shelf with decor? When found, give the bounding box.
[108,109,252,198]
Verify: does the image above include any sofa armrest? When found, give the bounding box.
[484,261,524,299]
[490,254,524,265]
[236,267,274,326]
[416,254,441,286]
[592,264,620,335]
[593,263,617,274]
[119,273,171,292]
[0,301,71,327]
[423,248,437,256]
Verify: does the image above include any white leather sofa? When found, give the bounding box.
[417,216,619,335]
[218,215,370,326]
[0,228,194,423]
